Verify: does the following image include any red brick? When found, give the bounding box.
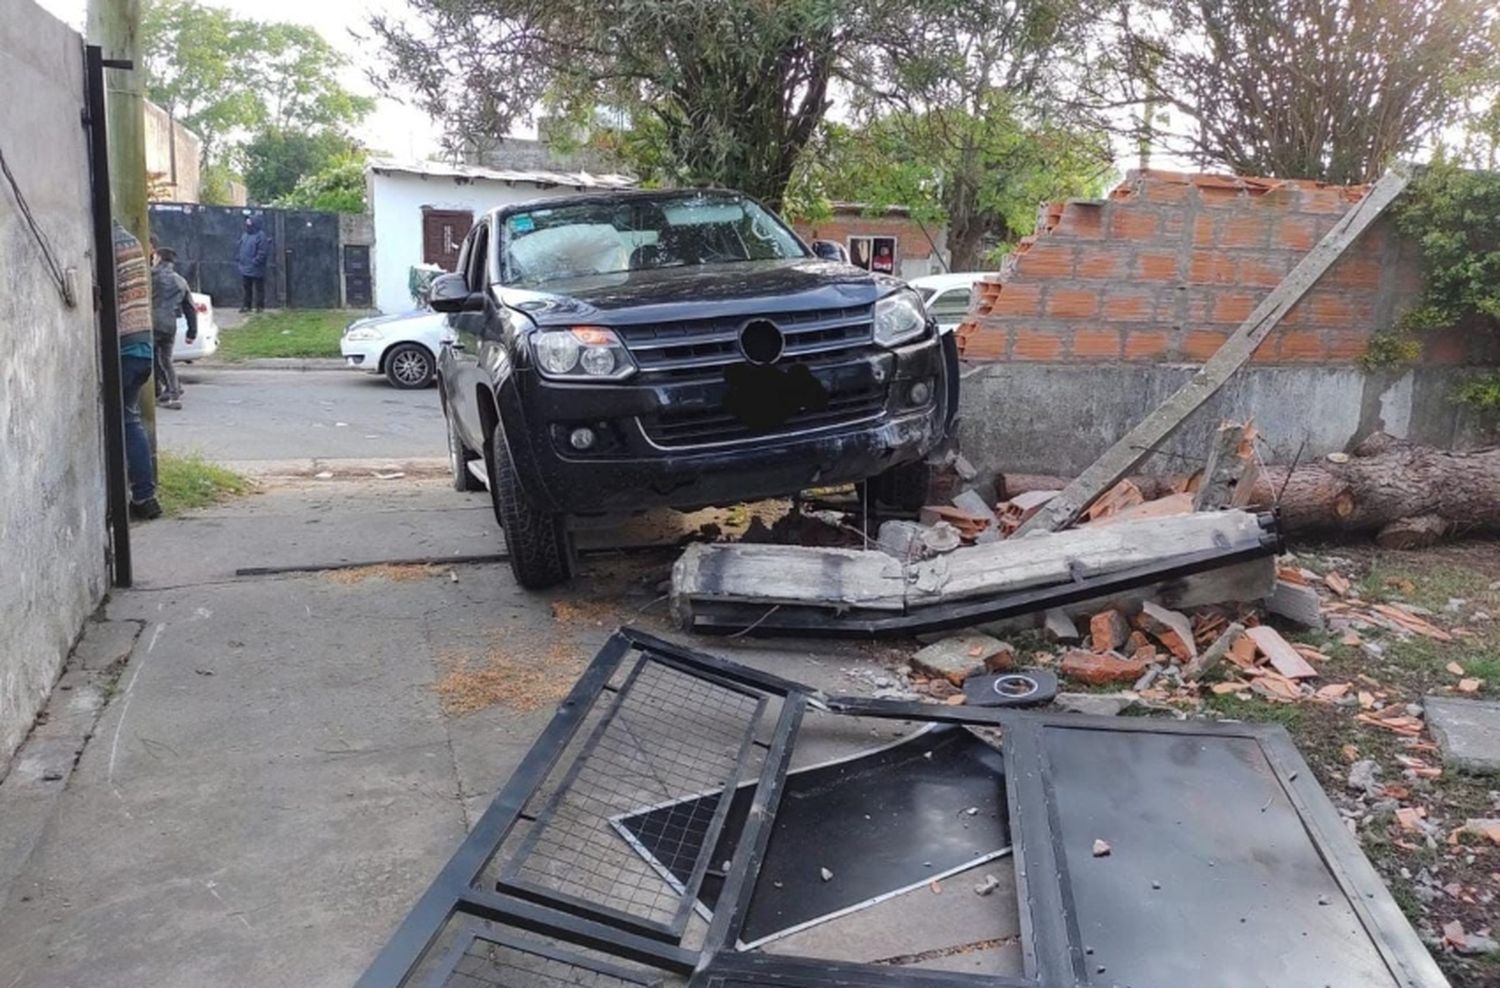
[1102,288,1155,322]
[1211,292,1258,324]
[1425,331,1470,365]
[1301,294,1358,327]
[1221,215,1271,248]
[1188,251,1236,284]
[1183,330,1231,361]
[1299,188,1350,214]
[1144,181,1191,204]
[1235,258,1286,287]
[990,283,1042,317]
[1048,289,1100,319]
[1279,216,1319,251]
[1138,253,1179,281]
[1058,203,1104,239]
[1123,329,1171,360]
[1193,215,1217,245]
[1327,255,1382,288]
[1073,328,1122,359]
[1060,649,1148,686]
[1110,209,1161,241]
[1078,249,1129,280]
[1325,330,1371,361]
[1012,329,1065,361]
[1017,244,1074,277]
[1278,330,1326,361]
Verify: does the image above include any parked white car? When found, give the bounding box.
[173,292,219,362]
[340,310,454,389]
[909,272,994,334]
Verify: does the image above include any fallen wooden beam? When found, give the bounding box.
[1016,164,1413,535]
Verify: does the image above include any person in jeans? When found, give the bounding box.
[151,246,197,410]
[114,222,161,520]
[235,214,271,312]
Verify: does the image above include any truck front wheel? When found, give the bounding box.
[489,429,574,589]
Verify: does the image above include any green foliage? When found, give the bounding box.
[242,130,360,205]
[1452,374,1500,415]
[143,0,372,168]
[156,453,250,516]
[198,163,241,206]
[273,157,367,213]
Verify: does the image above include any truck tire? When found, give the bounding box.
[872,459,931,512]
[490,428,573,589]
[447,414,485,492]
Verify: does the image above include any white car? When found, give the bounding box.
[173,292,219,361]
[340,310,454,389]
[909,272,995,334]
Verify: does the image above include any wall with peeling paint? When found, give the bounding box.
[0,0,108,770]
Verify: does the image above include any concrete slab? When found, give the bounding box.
[1425,695,1500,775]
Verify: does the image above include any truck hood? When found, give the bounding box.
[496,258,908,327]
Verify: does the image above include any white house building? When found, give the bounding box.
[365,158,636,313]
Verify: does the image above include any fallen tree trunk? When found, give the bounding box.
[1243,433,1500,548]
[1006,434,1500,548]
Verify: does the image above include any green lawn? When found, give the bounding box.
[156,453,252,516]
[216,309,358,360]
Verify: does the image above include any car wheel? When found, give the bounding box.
[872,459,931,512]
[447,413,485,492]
[490,427,574,589]
[384,343,435,389]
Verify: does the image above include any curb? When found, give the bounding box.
[221,457,451,480]
[197,358,348,371]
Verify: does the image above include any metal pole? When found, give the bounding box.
[84,44,132,588]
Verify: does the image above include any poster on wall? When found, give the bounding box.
[848,236,897,274]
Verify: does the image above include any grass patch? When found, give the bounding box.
[1202,691,1306,727]
[216,309,356,360]
[156,453,251,516]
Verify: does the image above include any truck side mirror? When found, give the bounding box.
[428,272,485,313]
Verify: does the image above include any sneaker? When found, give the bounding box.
[161,398,183,410]
[129,497,162,521]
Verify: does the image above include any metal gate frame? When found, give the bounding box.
[357,627,1448,988]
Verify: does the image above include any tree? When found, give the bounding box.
[1116,0,1500,183]
[273,157,368,213]
[242,129,360,204]
[143,0,374,166]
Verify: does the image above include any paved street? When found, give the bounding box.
[161,367,445,467]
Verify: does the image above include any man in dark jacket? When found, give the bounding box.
[151,246,197,409]
[236,215,271,312]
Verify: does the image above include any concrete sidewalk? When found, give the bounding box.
[0,482,1016,987]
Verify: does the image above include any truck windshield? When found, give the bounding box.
[499,194,808,287]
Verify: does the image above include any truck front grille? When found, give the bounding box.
[615,305,874,380]
[640,380,887,448]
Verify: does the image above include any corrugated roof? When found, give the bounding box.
[365,157,636,190]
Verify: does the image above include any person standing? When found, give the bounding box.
[235,214,271,312]
[151,246,197,409]
[114,222,161,520]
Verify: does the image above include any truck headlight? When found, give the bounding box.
[533,327,635,380]
[874,292,928,347]
[345,326,383,342]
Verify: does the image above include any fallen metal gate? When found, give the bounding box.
[357,628,1449,988]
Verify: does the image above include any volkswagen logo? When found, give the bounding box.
[738,319,785,365]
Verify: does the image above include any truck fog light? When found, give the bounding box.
[569,427,597,451]
[908,380,932,406]
[580,347,616,376]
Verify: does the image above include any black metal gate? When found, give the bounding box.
[148,202,343,309]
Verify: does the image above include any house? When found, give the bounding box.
[365,158,636,313]
[791,203,949,280]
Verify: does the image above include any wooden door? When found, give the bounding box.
[421,208,474,271]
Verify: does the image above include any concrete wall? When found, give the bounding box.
[143,100,201,203]
[0,0,108,769]
[954,170,1499,475]
[367,170,572,313]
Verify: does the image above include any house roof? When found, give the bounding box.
[365,157,636,191]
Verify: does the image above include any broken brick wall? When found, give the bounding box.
[953,171,1499,480]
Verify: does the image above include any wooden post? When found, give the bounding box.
[1016,164,1414,535]
[88,0,156,443]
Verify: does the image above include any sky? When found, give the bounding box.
[35,0,446,161]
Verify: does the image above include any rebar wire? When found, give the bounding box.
[0,144,71,305]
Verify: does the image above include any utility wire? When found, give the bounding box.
[0,143,72,305]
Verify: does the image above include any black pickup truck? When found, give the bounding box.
[431,189,956,588]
